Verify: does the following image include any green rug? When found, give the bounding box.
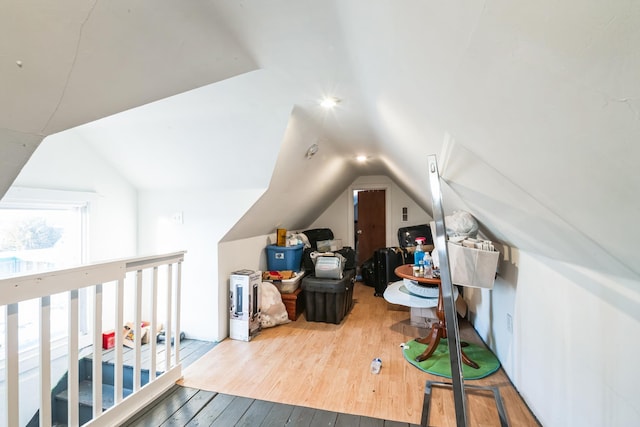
[402,339,500,380]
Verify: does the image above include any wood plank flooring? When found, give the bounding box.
[122,385,418,426]
[88,337,217,372]
[179,281,541,426]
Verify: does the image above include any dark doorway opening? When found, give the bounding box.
[353,189,386,268]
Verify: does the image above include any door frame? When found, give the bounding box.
[347,183,392,251]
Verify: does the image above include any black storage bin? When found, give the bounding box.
[302,269,355,324]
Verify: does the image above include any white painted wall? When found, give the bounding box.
[137,188,265,342]
[464,248,640,426]
[6,132,138,334]
[217,234,273,341]
[10,132,138,262]
[309,175,432,250]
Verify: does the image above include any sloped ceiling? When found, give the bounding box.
[1,1,638,279]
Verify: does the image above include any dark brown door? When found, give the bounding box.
[356,190,386,265]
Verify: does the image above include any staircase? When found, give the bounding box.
[27,358,155,426]
[21,338,216,426]
[1,252,188,427]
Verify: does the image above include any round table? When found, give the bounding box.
[393,264,479,368]
[383,280,457,308]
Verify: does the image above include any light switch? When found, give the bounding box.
[171,212,184,224]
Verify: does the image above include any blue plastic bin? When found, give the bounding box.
[266,244,304,271]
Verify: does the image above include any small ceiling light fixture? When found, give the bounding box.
[320,96,341,109]
[356,155,368,163]
[305,143,319,159]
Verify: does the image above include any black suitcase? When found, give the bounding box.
[373,247,410,296]
[302,228,334,250]
[336,246,356,270]
[361,257,376,287]
[397,224,433,247]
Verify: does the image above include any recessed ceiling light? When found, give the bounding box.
[320,96,340,109]
[356,155,368,163]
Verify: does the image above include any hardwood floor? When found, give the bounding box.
[123,385,418,426]
[180,281,540,426]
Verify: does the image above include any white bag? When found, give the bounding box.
[259,282,290,328]
[445,210,479,238]
[447,242,499,289]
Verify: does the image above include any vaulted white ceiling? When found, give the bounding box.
[1,1,638,279]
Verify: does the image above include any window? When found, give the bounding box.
[0,207,83,274]
[0,187,92,351]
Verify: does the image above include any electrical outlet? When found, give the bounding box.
[506,313,513,333]
[171,211,184,224]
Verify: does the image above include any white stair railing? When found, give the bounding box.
[0,251,185,427]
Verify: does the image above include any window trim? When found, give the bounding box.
[1,186,96,208]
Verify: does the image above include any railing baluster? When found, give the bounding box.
[93,284,103,417]
[6,304,19,427]
[150,266,158,380]
[40,296,52,427]
[174,261,183,365]
[134,270,143,392]
[68,289,80,427]
[165,263,173,372]
[114,278,124,404]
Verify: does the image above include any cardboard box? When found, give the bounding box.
[409,297,466,327]
[410,307,438,328]
[280,287,304,320]
[229,269,262,341]
[276,228,287,246]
